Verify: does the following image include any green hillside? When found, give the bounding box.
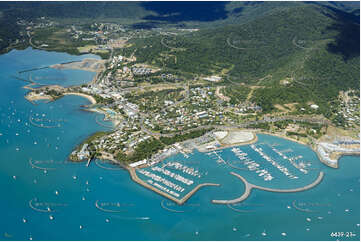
[128,4,359,116]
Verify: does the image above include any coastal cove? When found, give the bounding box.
[0,48,359,241]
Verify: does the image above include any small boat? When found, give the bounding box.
[261,230,267,236]
[22,218,27,223]
[281,232,287,236]
[233,227,237,232]
[49,215,54,220]
[55,190,59,195]
[306,218,311,222]
[12,176,16,180]
[105,219,110,223]
[79,225,83,230]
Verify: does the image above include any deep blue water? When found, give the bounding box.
[0,48,359,241]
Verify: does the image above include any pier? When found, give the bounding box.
[212,171,324,204]
[18,66,49,74]
[86,154,96,167]
[18,60,81,74]
[225,160,248,171]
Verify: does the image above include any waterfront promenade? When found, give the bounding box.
[212,171,324,204]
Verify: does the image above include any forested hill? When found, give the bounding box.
[0,1,359,116]
[129,4,359,115]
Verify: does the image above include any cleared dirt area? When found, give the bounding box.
[51,58,106,72]
[216,86,231,102]
[220,130,256,145]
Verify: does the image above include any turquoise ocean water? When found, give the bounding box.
[0,48,359,241]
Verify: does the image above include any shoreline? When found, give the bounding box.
[317,151,360,169]
[24,91,97,106]
[63,92,97,105]
[258,131,360,168]
[258,131,310,147]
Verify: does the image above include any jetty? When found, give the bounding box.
[86,154,96,167]
[18,61,81,74]
[12,75,34,83]
[18,66,49,74]
[212,171,324,204]
[128,167,220,205]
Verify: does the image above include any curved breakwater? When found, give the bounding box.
[212,171,324,204]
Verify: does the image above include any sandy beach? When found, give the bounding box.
[64,92,96,105]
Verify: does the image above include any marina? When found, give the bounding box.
[0,48,358,241]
